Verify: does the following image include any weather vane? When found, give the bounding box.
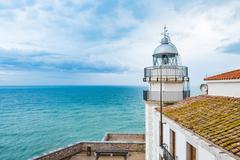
[162,25,169,38]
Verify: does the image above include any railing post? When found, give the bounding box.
[186,67,188,77]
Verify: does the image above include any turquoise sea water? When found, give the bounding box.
[0,86,200,160]
[0,86,145,160]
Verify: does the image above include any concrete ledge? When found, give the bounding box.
[102,132,145,142]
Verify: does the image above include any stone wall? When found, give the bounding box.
[32,141,145,160]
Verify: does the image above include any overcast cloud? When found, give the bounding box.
[0,0,240,85]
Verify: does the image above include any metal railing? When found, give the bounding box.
[162,144,175,160]
[143,90,190,102]
[144,66,188,79]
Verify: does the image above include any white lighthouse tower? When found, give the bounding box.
[143,27,190,160]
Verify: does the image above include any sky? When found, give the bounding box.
[0,0,240,86]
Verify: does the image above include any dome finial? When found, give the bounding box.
[161,25,170,44]
[163,25,168,37]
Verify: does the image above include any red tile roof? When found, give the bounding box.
[204,69,240,81]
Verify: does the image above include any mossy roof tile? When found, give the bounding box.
[161,95,240,158]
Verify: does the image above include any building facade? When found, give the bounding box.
[203,69,240,97]
[154,96,239,160]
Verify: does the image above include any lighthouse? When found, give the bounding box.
[143,26,190,160]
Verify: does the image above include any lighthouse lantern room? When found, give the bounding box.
[143,26,190,104]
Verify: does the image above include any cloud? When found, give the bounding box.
[0,0,240,85]
[0,49,128,73]
[217,41,240,54]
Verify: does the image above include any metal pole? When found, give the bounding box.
[160,66,163,147]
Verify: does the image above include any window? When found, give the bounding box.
[170,129,176,159]
[187,142,196,160]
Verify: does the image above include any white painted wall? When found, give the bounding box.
[152,110,160,160]
[175,129,187,160]
[206,80,240,97]
[150,82,184,92]
[149,82,186,102]
[145,102,154,160]
[198,146,216,160]
[145,108,237,160]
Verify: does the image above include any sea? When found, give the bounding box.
[0,86,200,160]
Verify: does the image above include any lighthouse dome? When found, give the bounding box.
[153,42,178,55]
[152,26,181,66]
[153,31,178,55]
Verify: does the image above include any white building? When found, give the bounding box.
[151,96,240,160]
[144,28,240,160]
[202,69,240,97]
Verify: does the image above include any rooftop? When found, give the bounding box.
[160,96,240,158]
[70,151,144,160]
[204,69,240,81]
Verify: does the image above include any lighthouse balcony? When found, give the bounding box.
[143,66,189,82]
[143,90,190,103]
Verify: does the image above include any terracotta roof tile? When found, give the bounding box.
[204,69,240,81]
[160,96,240,158]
